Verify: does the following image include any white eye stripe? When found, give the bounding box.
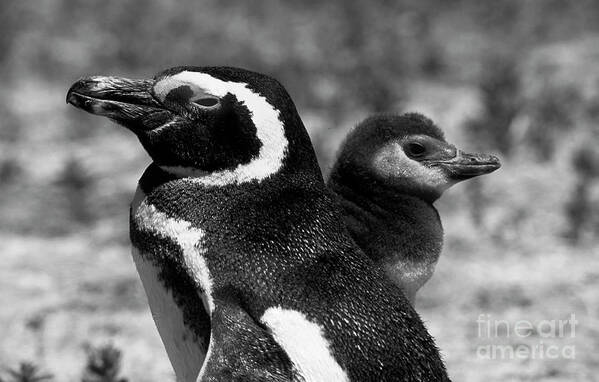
[154,73,228,102]
[158,71,288,186]
[157,72,229,97]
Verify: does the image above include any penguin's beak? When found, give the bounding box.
[434,151,501,180]
[66,76,168,130]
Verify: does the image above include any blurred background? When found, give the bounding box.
[1,0,598,381]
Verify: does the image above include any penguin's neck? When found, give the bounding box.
[328,175,444,302]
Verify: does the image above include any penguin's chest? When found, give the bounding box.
[131,248,206,382]
[129,186,351,381]
[130,188,214,382]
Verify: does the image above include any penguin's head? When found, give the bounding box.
[67,66,318,185]
[330,113,501,202]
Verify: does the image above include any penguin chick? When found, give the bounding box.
[328,113,501,304]
[67,71,450,381]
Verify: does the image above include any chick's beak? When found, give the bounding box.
[439,150,501,180]
[66,76,168,130]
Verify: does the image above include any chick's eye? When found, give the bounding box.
[406,142,427,157]
[193,97,220,107]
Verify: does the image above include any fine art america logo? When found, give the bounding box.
[476,314,577,360]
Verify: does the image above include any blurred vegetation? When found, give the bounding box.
[565,145,599,243]
[1,363,52,382]
[81,345,127,382]
[1,345,127,382]
[1,0,599,381]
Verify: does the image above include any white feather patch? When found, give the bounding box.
[131,187,214,381]
[372,141,454,192]
[261,307,349,382]
[131,247,205,382]
[154,71,288,186]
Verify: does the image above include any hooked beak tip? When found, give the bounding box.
[66,88,79,106]
[66,77,97,107]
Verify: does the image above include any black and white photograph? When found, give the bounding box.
[1,1,598,381]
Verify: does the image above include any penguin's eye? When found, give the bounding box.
[405,142,427,158]
[192,97,220,108]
